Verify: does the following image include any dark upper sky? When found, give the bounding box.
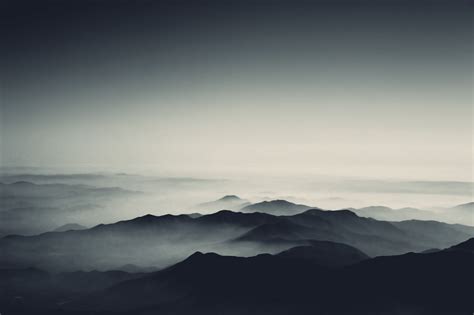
[1,0,472,180]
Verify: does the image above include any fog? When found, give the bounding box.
[2,0,471,233]
[0,168,472,238]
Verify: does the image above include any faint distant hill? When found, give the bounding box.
[352,205,434,221]
[194,195,250,212]
[435,201,473,226]
[451,202,473,213]
[241,199,312,215]
[54,223,87,232]
[0,180,139,236]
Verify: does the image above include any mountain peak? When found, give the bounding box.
[240,199,312,215]
[178,251,225,268]
[276,240,369,266]
[135,214,159,220]
[194,195,249,212]
[54,223,87,232]
[188,251,204,258]
[127,213,192,225]
[217,195,241,201]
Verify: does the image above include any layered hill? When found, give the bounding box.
[60,238,474,315]
[193,195,250,212]
[0,207,473,271]
[240,199,312,215]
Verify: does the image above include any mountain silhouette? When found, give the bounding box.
[240,199,312,215]
[0,211,280,271]
[53,223,87,232]
[449,237,474,252]
[194,195,250,212]
[352,205,433,221]
[196,209,278,227]
[234,208,474,257]
[0,267,147,313]
[275,239,369,267]
[1,209,473,271]
[446,202,474,225]
[218,195,241,201]
[59,238,474,314]
[452,201,474,211]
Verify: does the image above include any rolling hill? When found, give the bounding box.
[240,199,312,215]
[58,238,474,315]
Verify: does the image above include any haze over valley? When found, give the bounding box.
[1,0,472,314]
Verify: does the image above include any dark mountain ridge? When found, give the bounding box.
[59,238,474,315]
[1,207,473,272]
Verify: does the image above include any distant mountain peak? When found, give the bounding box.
[134,214,158,220]
[194,195,249,212]
[54,223,86,232]
[217,195,241,201]
[127,213,192,225]
[178,251,224,268]
[240,199,312,215]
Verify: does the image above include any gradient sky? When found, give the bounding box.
[1,0,472,180]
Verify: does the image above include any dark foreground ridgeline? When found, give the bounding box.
[1,238,473,315]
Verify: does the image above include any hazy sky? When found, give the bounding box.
[1,0,472,181]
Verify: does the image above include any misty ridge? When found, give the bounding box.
[2,0,472,313]
[0,170,473,314]
[1,171,472,237]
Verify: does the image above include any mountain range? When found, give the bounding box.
[1,207,473,272]
[195,196,473,226]
[1,193,473,314]
[1,238,472,315]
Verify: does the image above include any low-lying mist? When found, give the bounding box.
[0,169,472,238]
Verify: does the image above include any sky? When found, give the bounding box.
[1,0,472,181]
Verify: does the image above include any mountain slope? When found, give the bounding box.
[54,223,87,232]
[0,267,146,313]
[1,208,473,271]
[233,208,474,257]
[240,199,312,215]
[353,205,434,221]
[452,202,474,212]
[0,211,280,271]
[275,239,369,267]
[194,195,250,212]
[63,238,474,315]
